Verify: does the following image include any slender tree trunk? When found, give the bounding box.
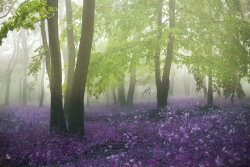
[39,63,45,107]
[64,0,76,117]
[161,0,175,106]
[154,0,165,109]
[127,65,136,107]
[207,71,213,105]
[4,70,12,106]
[68,0,95,137]
[118,78,126,106]
[112,87,117,104]
[47,0,67,132]
[5,37,17,106]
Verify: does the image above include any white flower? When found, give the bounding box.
[6,154,11,160]
[215,155,224,166]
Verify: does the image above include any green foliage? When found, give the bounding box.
[176,0,250,98]
[28,46,45,81]
[0,0,54,45]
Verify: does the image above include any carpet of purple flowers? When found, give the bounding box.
[0,98,249,167]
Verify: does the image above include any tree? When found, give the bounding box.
[64,0,76,117]
[68,0,95,137]
[4,35,18,106]
[154,0,176,109]
[47,0,67,132]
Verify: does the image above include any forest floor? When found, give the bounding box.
[0,98,249,167]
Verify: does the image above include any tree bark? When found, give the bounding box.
[64,0,76,117]
[127,65,136,107]
[68,0,95,137]
[39,62,45,107]
[47,0,67,132]
[118,78,126,106]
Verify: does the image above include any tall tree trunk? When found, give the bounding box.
[155,0,175,109]
[154,0,165,109]
[5,37,17,106]
[118,78,126,106]
[68,0,95,137]
[64,0,76,117]
[161,0,175,106]
[207,71,213,105]
[47,0,67,132]
[39,62,45,107]
[112,87,117,104]
[127,65,136,107]
[4,70,12,106]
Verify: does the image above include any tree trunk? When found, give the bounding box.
[4,70,12,106]
[118,78,126,106]
[5,36,17,106]
[161,0,175,106]
[64,0,76,117]
[155,0,175,109]
[127,65,136,107]
[154,0,165,109]
[39,62,45,107]
[68,0,95,137]
[47,0,67,132]
[112,87,117,104]
[207,71,213,105]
